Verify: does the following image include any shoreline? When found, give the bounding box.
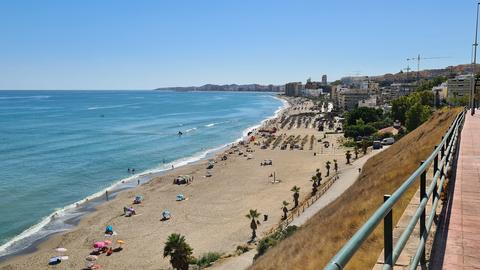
[0,94,289,262]
[0,95,344,270]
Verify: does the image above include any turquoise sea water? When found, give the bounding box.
[0,90,284,257]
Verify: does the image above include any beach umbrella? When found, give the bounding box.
[162,210,171,219]
[85,255,98,262]
[103,240,112,245]
[55,247,67,253]
[93,242,105,249]
[116,240,125,245]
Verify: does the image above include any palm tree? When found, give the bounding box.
[282,201,289,220]
[315,171,322,186]
[325,161,331,176]
[163,233,193,270]
[346,151,352,164]
[291,186,301,208]
[362,139,368,155]
[334,159,338,173]
[315,169,321,180]
[311,180,318,196]
[246,209,261,240]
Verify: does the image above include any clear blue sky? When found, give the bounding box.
[0,0,477,90]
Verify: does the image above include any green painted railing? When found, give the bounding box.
[324,109,466,270]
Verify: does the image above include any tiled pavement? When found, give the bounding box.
[440,111,480,269]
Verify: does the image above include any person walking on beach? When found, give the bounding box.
[137,179,140,185]
[106,190,109,201]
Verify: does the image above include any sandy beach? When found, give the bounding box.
[0,96,349,270]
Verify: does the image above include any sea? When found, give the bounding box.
[0,90,285,259]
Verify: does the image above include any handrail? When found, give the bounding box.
[324,109,466,270]
[264,172,339,237]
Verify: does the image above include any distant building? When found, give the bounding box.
[447,75,480,99]
[391,83,415,97]
[378,126,399,136]
[322,75,327,85]
[340,76,369,88]
[338,88,370,111]
[358,96,377,108]
[331,85,350,107]
[304,88,323,97]
[285,82,303,97]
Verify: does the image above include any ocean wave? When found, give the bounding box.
[204,121,230,128]
[0,95,51,100]
[185,127,197,133]
[87,105,126,110]
[87,102,143,110]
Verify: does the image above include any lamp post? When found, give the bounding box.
[471,2,480,115]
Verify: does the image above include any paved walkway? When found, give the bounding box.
[211,147,387,270]
[438,111,480,269]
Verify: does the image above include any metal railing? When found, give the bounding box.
[324,109,466,270]
[264,172,339,237]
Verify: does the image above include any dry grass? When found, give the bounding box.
[249,108,461,270]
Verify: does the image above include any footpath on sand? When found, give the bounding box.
[211,146,388,270]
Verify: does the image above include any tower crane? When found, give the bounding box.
[406,54,449,83]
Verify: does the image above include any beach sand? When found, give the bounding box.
[0,97,348,270]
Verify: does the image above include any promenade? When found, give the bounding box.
[433,111,480,269]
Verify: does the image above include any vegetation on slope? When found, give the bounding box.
[249,108,461,270]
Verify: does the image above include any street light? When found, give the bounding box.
[471,2,480,115]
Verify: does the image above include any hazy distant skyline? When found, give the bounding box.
[0,0,476,90]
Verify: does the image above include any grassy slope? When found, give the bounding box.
[250,108,461,270]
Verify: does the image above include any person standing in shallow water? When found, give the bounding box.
[105,190,109,201]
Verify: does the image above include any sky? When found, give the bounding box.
[0,0,477,90]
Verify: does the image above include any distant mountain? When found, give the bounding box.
[154,84,283,92]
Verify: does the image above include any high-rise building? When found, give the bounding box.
[338,89,370,111]
[285,82,303,97]
[322,75,327,85]
[447,75,480,99]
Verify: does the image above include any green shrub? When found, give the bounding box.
[342,140,358,147]
[344,124,377,138]
[195,252,222,268]
[254,226,298,260]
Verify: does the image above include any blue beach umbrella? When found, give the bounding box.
[176,194,185,201]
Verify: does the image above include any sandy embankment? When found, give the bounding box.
[0,97,347,270]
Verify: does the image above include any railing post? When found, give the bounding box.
[433,146,439,207]
[441,136,445,158]
[383,194,393,267]
[420,161,427,265]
